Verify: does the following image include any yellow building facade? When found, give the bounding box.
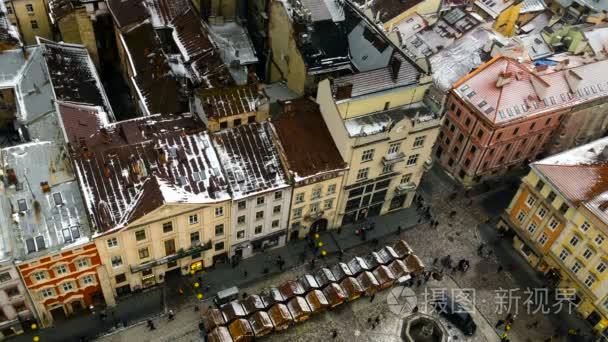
[6,0,53,45]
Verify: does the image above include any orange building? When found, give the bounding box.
[17,242,106,326]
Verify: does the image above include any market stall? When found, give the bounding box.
[248,311,273,337]
[372,264,396,289]
[287,296,312,323]
[322,283,346,308]
[305,289,329,313]
[267,303,293,330]
[340,277,364,301]
[228,318,254,342]
[356,271,380,296]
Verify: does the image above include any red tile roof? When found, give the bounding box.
[198,84,265,119]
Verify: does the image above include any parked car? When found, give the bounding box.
[432,295,477,335]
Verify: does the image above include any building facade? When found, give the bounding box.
[0,263,35,338]
[5,0,52,45]
[316,57,440,226]
[498,137,608,335]
[435,55,608,187]
[212,122,292,260]
[271,98,348,239]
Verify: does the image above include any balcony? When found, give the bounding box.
[382,152,406,165]
[304,210,324,221]
[423,158,433,171]
[130,240,212,273]
[395,182,416,195]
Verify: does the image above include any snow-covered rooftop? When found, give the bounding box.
[344,102,434,137]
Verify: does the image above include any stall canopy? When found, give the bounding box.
[357,271,380,295]
[340,277,364,300]
[314,267,337,287]
[202,308,226,332]
[331,262,354,281]
[404,254,425,275]
[347,257,371,275]
[298,274,320,292]
[221,302,248,323]
[372,264,397,289]
[241,294,267,314]
[394,240,413,258]
[305,289,330,313]
[322,283,347,308]
[261,287,285,307]
[208,326,233,342]
[278,280,305,300]
[267,303,293,330]
[376,246,399,264]
[228,318,254,342]
[248,311,273,337]
[388,259,410,278]
[287,296,312,322]
[364,252,382,269]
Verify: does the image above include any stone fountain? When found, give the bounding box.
[401,313,448,342]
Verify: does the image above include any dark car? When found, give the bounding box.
[432,295,477,335]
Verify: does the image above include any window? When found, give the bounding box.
[388,143,400,154]
[559,249,569,261]
[256,211,264,220]
[272,220,280,228]
[457,134,464,142]
[327,184,336,195]
[570,235,580,247]
[356,168,369,181]
[248,115,256,123]
[293,207,302,219]
[82,275,94,285]
[581,221,591,232]
[527,222,537,234]
[545,118,551,125]
[107,238,118,248]
[310,202,320,213]
[361,149,374,162]
[324,199,333,210]
[33,272,46,281]
[220,121,228,129]
[215,224,224,236]
[407,154,419,166]
[26,4,34,12]
[138,247,149,259]
[583,248,594,260]
[111,256,123,268]
[6,5,12,14]
[274,191,282,200]
[516,211,525,222]
[233,118,241,126]
[215,242,224,251]
[17,199,27,212]
[526,195,536,207]
[464,117,471,126]
[382,164,394,174]
[0,273,11,283]
[135,230,146,241]
[548,217,559,230]
[477,129,484,139]
[162,222,173,233]
[413,136,426,148]
[189,214,199,225]
[238,201,246,210]
[164,239,176,255]
[547,191,556,203]
[41,288,54,298]
[273,205,281,214]
[55,265,68,275]
[295,193,304,204]
[537,207,547,218]
[585,275,596,288]
[456,109,462,117]
[597,262,607,274]
[311,188,321,200]
[62,282,74,292]
[190,232,200,245]
[559,203,569,214]
[256,197,265,206]
[215,207,224,217]
[595,234,605,246]
[535,179,545,191]
[401,173,412,183]
[237,215,246,225]
[76,258,89,269]
[571,261,582,274]
[538,234,548,245]
[449,124,455,132]
[255,225,263,234]
[237,230,245,239]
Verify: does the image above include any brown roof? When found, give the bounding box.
[393,239,413,258]
[372,265,396,286]
[208,326,233,342]
[287,296,312,320]
[388,259,410,278]
[240,295,267,314]
[277,280,305,300]
[228,319,253,342]
[404,254,425,274]
[247,311,273,337]
[271,98,346,181]
[202,308,226,332]
[222,302,248,323]
[107,0,148,28]
[198,84,263,119]
[356,271,380,294]
[260,288,285,307]
[322,283,346,307]
[121,21,185,115]
[146,0,190,26]
[304,290,329,312]
[47,0,75,22]
[267,303,292,329]
[339,277,364,300]
[60,105,229,232]
[368,0,424,23]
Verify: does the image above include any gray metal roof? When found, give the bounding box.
[0,141,91,260]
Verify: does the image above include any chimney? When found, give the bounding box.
[535,64,549,72]
[390,57,402,82]
[335,83,353,100]
[496,71,513,87]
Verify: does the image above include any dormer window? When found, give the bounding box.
[53,192,63,206]
[17,199,27,212]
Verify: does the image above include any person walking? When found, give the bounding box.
[369,294,376,302]
[495,319,505,328]
[168,309,175,321]
[332,330,338,338]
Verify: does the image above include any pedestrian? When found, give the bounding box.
[168,309,175,321]
[367,317,372,324]
[495,319,505,328]
[375,316,380,324]
[244,270,248,278]
[505,313,514,324]
[433,257,438,265]
[497,265,503,273]
[477,243,485,256]
[397,225,402,235]
[371,323,376,329]
[370,294,376,302]
[332,330,338,338]
[178,288,184,295]
[418,218,422,224]
[147,319,155,330]
[205,285,210,292]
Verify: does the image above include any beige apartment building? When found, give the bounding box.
[5,0,52,45]
[317,55,440,226]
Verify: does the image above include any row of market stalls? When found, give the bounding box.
[202,239,425,342]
